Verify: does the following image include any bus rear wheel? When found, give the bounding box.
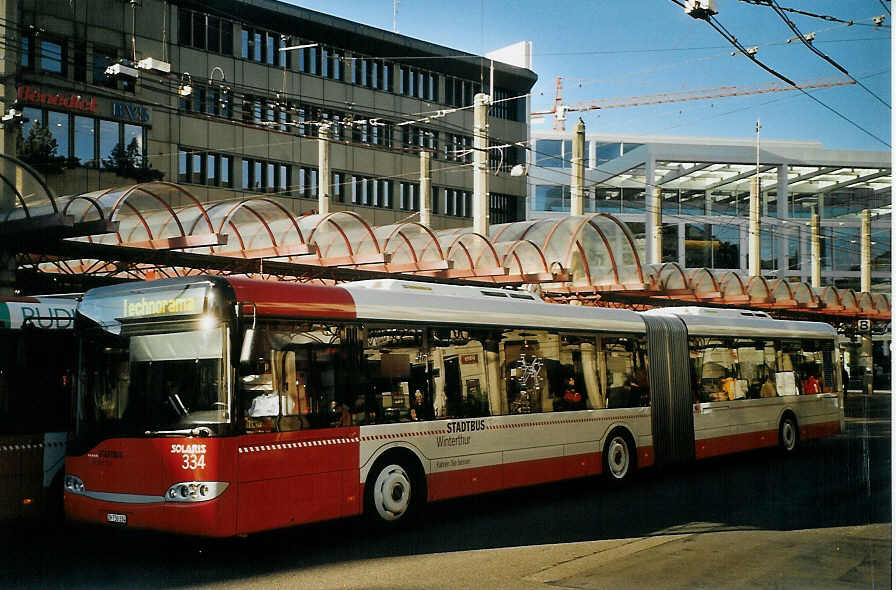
[779,415,799,453]
[365,460,416,525]
[603,429,635,483]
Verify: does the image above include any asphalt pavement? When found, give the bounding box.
[1,391,889,589]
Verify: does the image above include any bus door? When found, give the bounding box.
[642,315,695,466]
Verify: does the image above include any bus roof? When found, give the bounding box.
[80,277,838,339]
[643,306,837,340]
[227,276,646,333]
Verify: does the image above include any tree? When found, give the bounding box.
[16,122,66,174]
[102,138,164,182]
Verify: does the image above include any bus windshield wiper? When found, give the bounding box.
[144,426,212,437]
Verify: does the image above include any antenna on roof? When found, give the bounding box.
[393,0,399,33]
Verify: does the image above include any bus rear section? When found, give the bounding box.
[645,307,843,460]
[0,298,75,522]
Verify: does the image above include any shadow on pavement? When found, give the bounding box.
[1,394,889,588]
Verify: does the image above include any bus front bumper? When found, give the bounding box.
[64,488,237,537]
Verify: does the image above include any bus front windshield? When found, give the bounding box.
[80,326,229,438]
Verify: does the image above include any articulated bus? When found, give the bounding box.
[0,297,76,521]
[64,276,843,536]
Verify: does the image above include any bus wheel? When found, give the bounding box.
[366,460,415,524]
[779,415,799,453]
[603,429,635,483]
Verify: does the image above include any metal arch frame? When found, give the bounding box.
[60,194,105,222]
[212,197,306,248]
[745,275,773,304]
[0,152,59,217]
[872,293,891,316]
[99,184,190,247]
[381,222,445,263]
[497,239,551,276]
[816,286,844,311]
[716,271,748,301]
[574,217,619,287]
[306,211,380,260]
[857,292,876,315]
[791,281,821,309]
[215,201,279,255]
[444,232,501,274]
[839,290,860,315]
[766,279,797,308]
[504,218,551,245]
[0,173,33,220]
[593,213,645,283]
[653,262,689,292]
[686,267,720,299]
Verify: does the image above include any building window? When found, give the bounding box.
[178,8,192,46]
[320,47,342,80]
[192,13,207,49]
[122,123,142,158]
[400,182,419,211]
[446,77,478,107]
[489,193,521,224]
[221,156,232,187]
[253,30,262,61]
[92,46,117,89]
[180,148,234,187]
[266,32,276,65]
[72,41,87,82]
[74,116,95,166]
[99,120,119,168]
[445,188,472,217]
[40,38,65,75]
[296,166,318,198]
[431,186,441,215]
[239,158,291,192]
[20,30,34,69]
[180,9,232,55]
[207,16,220,53]
[491,87,521,122]
[377,179,392,208]
[46,111,70,159]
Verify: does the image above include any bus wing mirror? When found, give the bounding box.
[239,302,257,365]
[239,328,256,364]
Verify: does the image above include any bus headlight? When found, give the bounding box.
[64,475,85,494]
[164,481,229,502]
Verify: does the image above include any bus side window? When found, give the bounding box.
[272,350,309,431]
[430,329,489,419]
[500,330,548,415]
[603,336,649,408]
[242,356,277,432]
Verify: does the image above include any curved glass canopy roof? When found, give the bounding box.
[9,181,887,320]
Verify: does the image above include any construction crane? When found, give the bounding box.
[532,76,856,130]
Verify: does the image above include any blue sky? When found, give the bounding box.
[286,0,891,152]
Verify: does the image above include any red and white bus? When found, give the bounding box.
[64,276,843,536]
[0,297,76,521]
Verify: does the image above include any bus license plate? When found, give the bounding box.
[106,512,127,525]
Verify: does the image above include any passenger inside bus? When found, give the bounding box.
[760,369,778,398]
[802,365,821,394]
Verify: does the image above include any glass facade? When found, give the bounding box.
[17,107,147,170]
[530,137,890,287]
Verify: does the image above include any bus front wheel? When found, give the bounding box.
[603,429,635,483]
[365,459,417,525]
